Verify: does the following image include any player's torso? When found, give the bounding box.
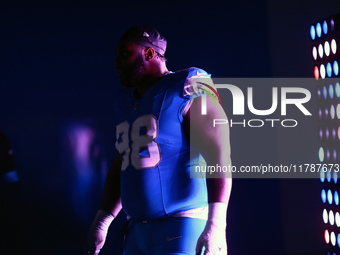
[115,68,207,220]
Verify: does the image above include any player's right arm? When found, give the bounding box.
[86,150,122,255]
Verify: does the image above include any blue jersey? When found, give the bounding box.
[114,67,211,220]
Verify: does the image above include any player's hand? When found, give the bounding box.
[195,203,227,255]
[195,220,227,255]
[86,210,114,255]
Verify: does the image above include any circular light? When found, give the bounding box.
[326,148,331,161]
[330,210,335,225]
[328,189,333,204]
[322,189,327,203]
[314,66,319,80]
[335,83,340,97]
[319,107,323,120]
[327,168,331,182]
[331,39,337,54]
[317,23,322,37]
[325,229,330,244]
[320,169,325,182]
[331,105,335,119]
[310,25,316,40]
[319,147,325,162]
[333,171,338,184]
[324,209,329,223]
[337,104,340,119]
[319,128,323,140]
[312,46,318,60]
[323,86,328,99]
[319,44,324,58]
[325,107,329,119]
[326,128,330,140]
[335,192,339,205]
[325,41,330,56]
[336,212,340,227]
[331,232,336,246]
[334,61,339,76]
[329,84,334,98]
[327,62,332,77]
[323,20,328,34]
[320,64,326,79]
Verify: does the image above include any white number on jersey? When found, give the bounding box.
[115,114,161,171]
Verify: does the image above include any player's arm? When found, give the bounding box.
[86,150,122,255]
[183,95,232,255]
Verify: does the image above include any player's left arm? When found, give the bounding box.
[184,94,232,255]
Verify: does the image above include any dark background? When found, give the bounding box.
[1,0,340,254]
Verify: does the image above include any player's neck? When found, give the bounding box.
[134,66,169,99]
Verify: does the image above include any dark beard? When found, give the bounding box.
[119,55,145,87]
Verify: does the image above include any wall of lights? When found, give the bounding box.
[311,13,340,253]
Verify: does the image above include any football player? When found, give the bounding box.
[86,26,232,255]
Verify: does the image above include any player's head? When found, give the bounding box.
[115,25,167,87]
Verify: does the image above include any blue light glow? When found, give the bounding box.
[316,23,322,37]
[320,169,325,182]
[338,233,340,248]
[333,171,338,184]
[310,25,316,40]
[323,86,328,99]
[334,61,339,76]
[323,20,328,34]
[328,189,333,204]
[322,189,326,203]
[327,63,332,77]
[335,191,339,205]
[327,169,332,182]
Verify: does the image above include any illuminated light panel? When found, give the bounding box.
[312,46,318,60]
[326,128,330,140]
[317,88,322,100]
[331,105,335,119]
[320,64,326,79]
[320,169,325,182]
[334,61,339,76]
[331,231,336,246]
[330,210,335,225]
[322,189,327,203]
[325,229,330,244]
[326,148,331,161]
[336,212,340,227]
[335,191,339,205]
[325,41,330,56]
[319,128,323,140]
[333,148,337,161]
[333,128,337,140]
[317,22,322,37]
[329,84,334,99]
[328,189,333,204]
[319,108,323,120]
[319,147,325,162]
[310,25,316,40]
[323,20,328,34]
[314,66,320,80]
[338,233,340,248]
[337,104,340,119]
[332,39,337,54]
[336,83,340,97]
[333,171,338,184]
[324,209,329,223]
[319,44,324,58]
[323,86,328,99]
[325,107,329,119]
[327,62,332,77]
[327,168,332,182]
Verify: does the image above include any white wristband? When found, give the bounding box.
[93,210,114,229]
